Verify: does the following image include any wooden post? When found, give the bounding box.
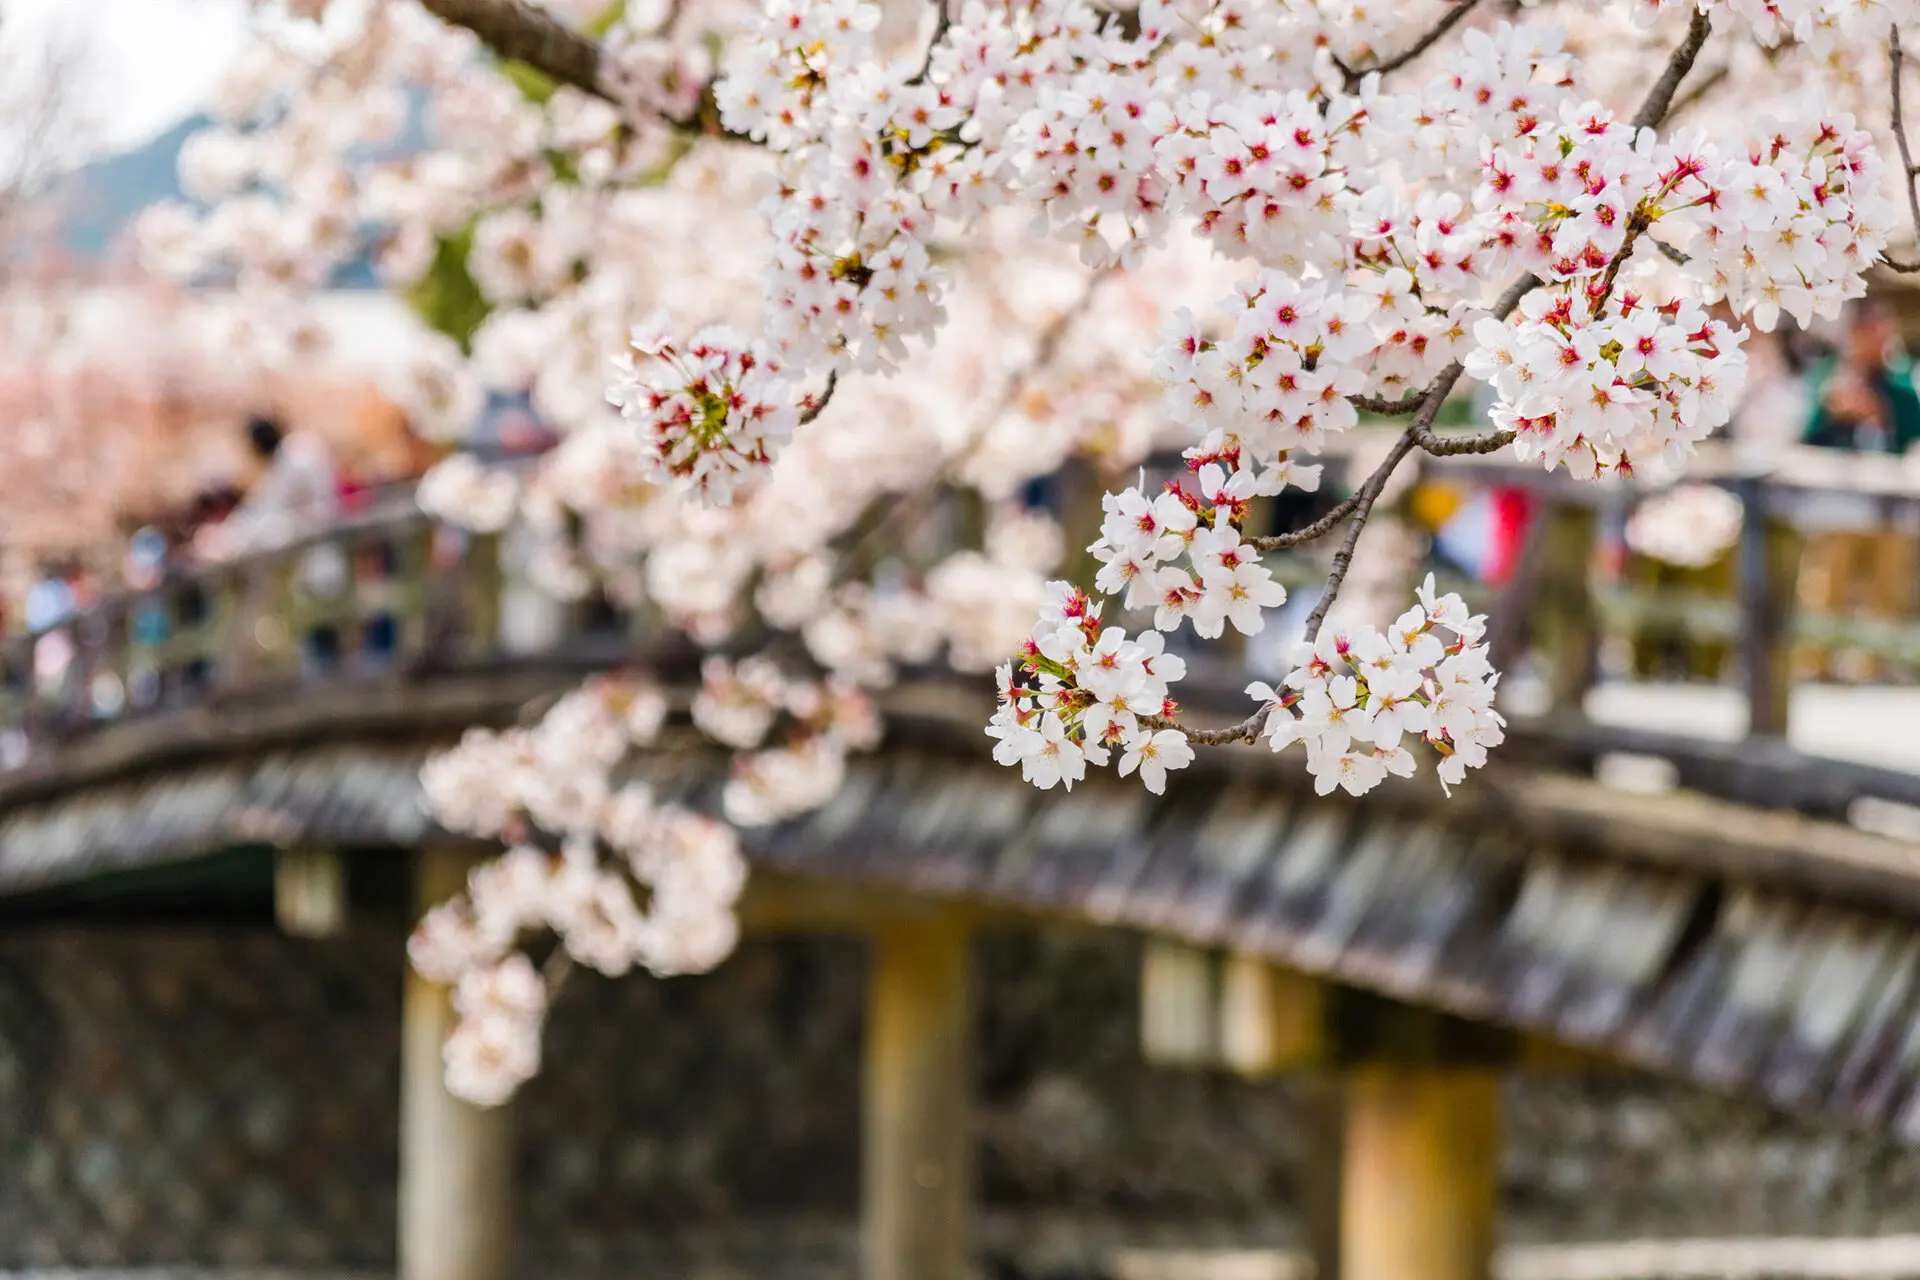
[1341,1068,1501,1280]
[1298,1074,1347,1280]
[1140,939,1216,1068]
[400,847,515,1280]
[1533,504,1600,713]
[1736,478,1802,738]
[274,845,346,938]
[1217,956,1341,1280]
[864,913,973,1280]
[1219,953,1325,1076]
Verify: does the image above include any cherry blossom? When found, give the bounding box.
[1626,482,1747,567]
[163,0,1920,1102]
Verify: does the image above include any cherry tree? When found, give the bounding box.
[147,0,1920,1101]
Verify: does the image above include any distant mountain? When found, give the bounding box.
[55,114,204,263]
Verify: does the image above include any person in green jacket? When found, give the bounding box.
[1798,299,1920,680]
[1803,300,1920,454]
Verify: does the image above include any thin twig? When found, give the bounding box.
[1408,273,1539,456]
[799,371,839,425]
[1629,6,1714,132]
[1415,423,1518,456]
[1144,429,1420,746]
[1350,392,1425,416]
[1249,488,1367,552]
[1297,431,1422,642]
[1655,240,1691,267]
[907,0,953,87]
[1888,29,1920,273]
[1340,0,1485,90]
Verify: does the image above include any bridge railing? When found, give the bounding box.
[0,500,515,759]
[3,438,1917,777]
[1416,441,1920,739]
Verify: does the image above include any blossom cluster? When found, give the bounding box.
[1466,293,1748,479]
[1626,482,1746,568]
[417,453,521,533]
[718,0,956,372]
[1152,278,1382,475]
[1256,576,1505,796]
[988,583,1194,793]
[411,676,747,1104]
[691,656,884,825]
[1670,115,1895,332]
[1635,0,1920,55]
[163,0,1920,1104]
[605,315,806,505]
[1088,459,1294,637]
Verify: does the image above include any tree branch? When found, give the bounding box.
[1350,391,1425,416]
[416,0,606,99]
[1145,428,1420,746]
[1655,240,1691,267]
[799,371,838,425]
[1887,28,1920,274]
[1629,6,1714,132]
[907,0,953,87]
[1296,430,1421,642]
[1408,273,1538,456]
[412,0,748,140]
[1340,0,1484,90]
[1168,15,1720,748]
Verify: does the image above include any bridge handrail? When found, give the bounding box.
[3,441,1918,791]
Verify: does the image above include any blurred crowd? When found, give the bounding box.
[1,401,445,725]
[8,293,1920,747]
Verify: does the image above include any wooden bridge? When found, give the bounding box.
[5,451,1920,1280]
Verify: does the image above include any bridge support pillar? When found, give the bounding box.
[274,844,345,938]
[863,911,973,1280]
[400,847,515,1280]
[1341,1066,1500,1280]
[1219,955,1342,1280]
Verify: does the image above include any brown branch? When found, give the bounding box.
[1415,424,1517,456]
[1889,29,1920,274]
[1297,430,1422,642]
[1340,0,1485,90]
[1249,488,1367,552]
[798,370,839,424]
[1629,6,1713,132]
[1409,273,1538,456]
[1351,391,1425,416]
[412,0,748,141]
[1145,428,1420,746]
[415,0,606,98]
[907,0,953,87]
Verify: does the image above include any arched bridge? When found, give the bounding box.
[6,461,1920,1280]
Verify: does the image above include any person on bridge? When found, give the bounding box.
[226,416,349,680]
[1798,300,1920,680]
